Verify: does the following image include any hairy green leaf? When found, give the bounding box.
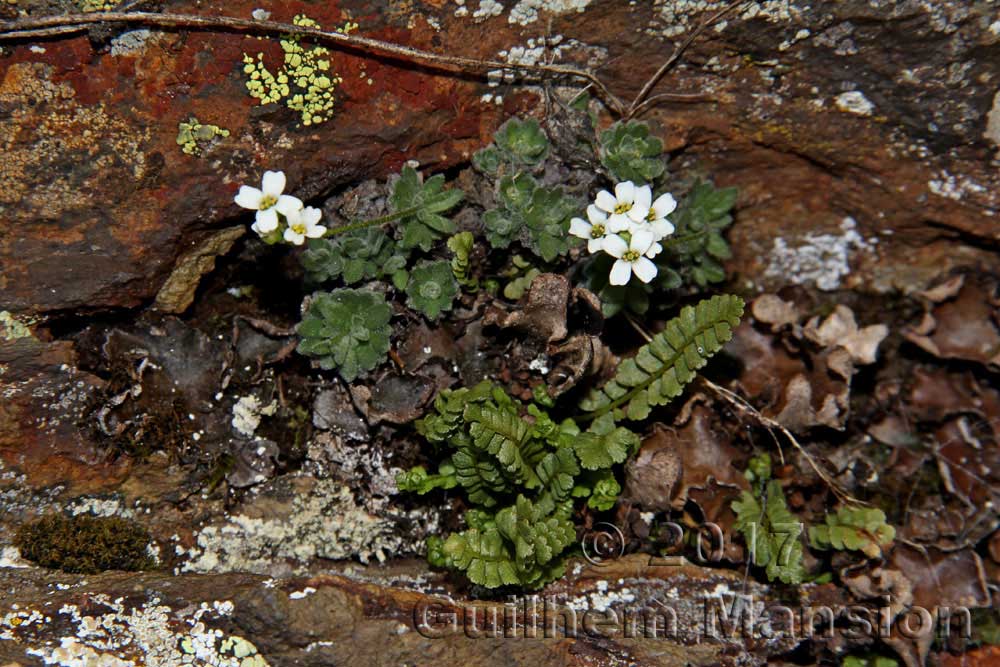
[406,260,459,319]
[599,120,665,182]
[300,228,406,285]
[296,289,392,381]
[391,166,464,251]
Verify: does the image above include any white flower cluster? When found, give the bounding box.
[235,170,326,245]
[570,181,677,286]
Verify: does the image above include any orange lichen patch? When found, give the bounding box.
[0,62,150,215]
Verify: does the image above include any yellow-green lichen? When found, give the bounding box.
[78,0,121,11]
[241,14,353,126]
[0,311,34,341]
[176,116,231,155]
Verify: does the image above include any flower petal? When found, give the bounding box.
[586,204,608,224]
[632,257,657,283]
[234,186,264,210]
[645,241,663,258]
[569,217,592,239]
[594,190,617,213]
[614,181,635,204]
[651,193,677,218]
[602,233,629,258]
[301,206,322,225]
[634,185,652,211]
[626,202,650,223]
[255,208,279,232]
[261,170,286,197]
[650,219,675,239]
[305,225,327,238]
[275,195,303,216]
[283,227,305,245]
[630,228,655,254]
[609,259,633,286]
[607,213,631,233]
[587,238,605,253]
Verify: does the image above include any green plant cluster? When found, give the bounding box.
[405,260,459,319]
[392,166,465,251]
[599,120,666,183]
[15,514,152,574]
[662,180,737,288]
[300,227,407,286]
[297,288,392,381]
[582,179,737,317]
[732,454,806,585]
[473,117,550,174]
[397,381,640,588]
[809,506,895,558]
[472,120,579,264]
[579,294,745,420]
[484,174,577,262]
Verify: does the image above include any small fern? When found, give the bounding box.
[447,231,479,290]
[400,381,636,588]
[809,506,895,559]
[733,479,806,585]
[580,294,744,420]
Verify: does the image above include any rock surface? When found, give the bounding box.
[1,0,998,313]
[2,2,1000,665]
[0,556,800,666]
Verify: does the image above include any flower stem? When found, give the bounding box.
[322,204,424,237]
[661,229,708,247]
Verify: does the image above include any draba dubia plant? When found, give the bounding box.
[234,112,745,589]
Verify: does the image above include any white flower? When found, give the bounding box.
[644,192,678,240]
[569,205,614,253]
[603,228,659,285]
[235,170,303,233]
[282,206,326,245]
[593,181,651,233]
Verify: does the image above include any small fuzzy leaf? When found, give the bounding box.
[296,289,392,381]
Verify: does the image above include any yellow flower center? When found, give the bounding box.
[260,195,278,209]
[590,224,606,238]
[613,202,632,215]
[291,222,306,234]
[646,208,657,222]
[623,250,640,262]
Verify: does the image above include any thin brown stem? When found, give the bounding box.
[0,11,627,115]
[626,0,745,119]
[698,377,860,505]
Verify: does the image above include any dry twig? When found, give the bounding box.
[0,10,628,114]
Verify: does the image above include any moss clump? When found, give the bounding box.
[15,514,153,574]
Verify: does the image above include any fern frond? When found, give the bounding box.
[580,294,744,420]
[465,403,540,487]
[451,446,509,508]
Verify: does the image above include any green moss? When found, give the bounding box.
[175,116,230,156]
[241,15,354,126]
[15,514,153,574]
